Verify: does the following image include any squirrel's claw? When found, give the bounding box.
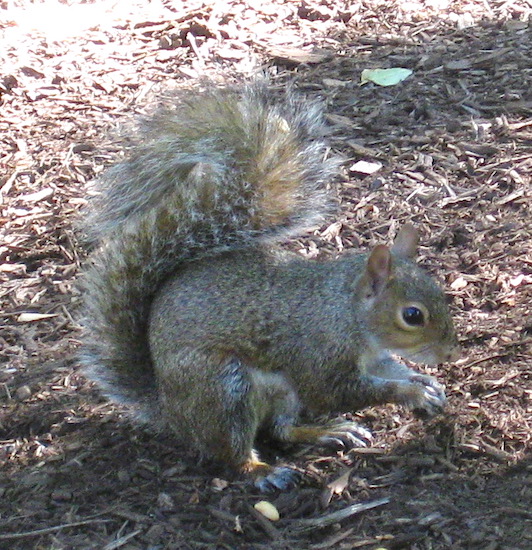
[254,467,301,493]
[318,421,373,450]
[407,375,447,417]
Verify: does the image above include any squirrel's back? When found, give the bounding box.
[80,83,338,419]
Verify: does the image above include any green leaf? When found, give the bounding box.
[361,68,413,87]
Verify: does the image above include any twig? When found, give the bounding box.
[459,442,515,462]
[460,353,509,368]
[0,519,112,541]
[246,504,282,540]
[310,527,355,549]
[103,528,143,550]
[289,497,390,533]
[0,169,21,196]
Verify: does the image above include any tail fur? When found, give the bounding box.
[80,83,338,420]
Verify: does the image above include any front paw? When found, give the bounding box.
[317,420,373,451]
[399,375,446,417]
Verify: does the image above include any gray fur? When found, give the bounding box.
[80,83,339,420]
[80,83,459,481]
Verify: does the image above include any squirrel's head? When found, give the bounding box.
[357,225,460,365]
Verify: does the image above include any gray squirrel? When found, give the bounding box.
[80,83,459,492]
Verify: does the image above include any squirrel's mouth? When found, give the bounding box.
[394,344,456,365]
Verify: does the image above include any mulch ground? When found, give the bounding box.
[1,1,531,548]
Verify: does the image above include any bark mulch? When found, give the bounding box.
[1,1,530,548]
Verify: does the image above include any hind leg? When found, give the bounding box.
[219,365,372,490]
[157,351,370,491]
[237,368,304,492]
[248,370,371,489]
[156,349,302,491]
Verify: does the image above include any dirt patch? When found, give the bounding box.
[1,1,530,548]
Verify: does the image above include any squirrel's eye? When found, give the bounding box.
[402,306,425,326]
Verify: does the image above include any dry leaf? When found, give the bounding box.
[450,277,468,290]
[327,469,352,495]
[266,46,332,65]
[18,188,54,202]
[321,221,342,241]
[17,312,58,322]
[350,160,383,175]
[211,477,229,491]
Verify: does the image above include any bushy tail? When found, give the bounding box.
[80,83,338,420]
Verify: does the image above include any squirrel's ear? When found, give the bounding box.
[365,244,392,296]
[391,224,418,259]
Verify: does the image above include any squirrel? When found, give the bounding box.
[80,82,460,492]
